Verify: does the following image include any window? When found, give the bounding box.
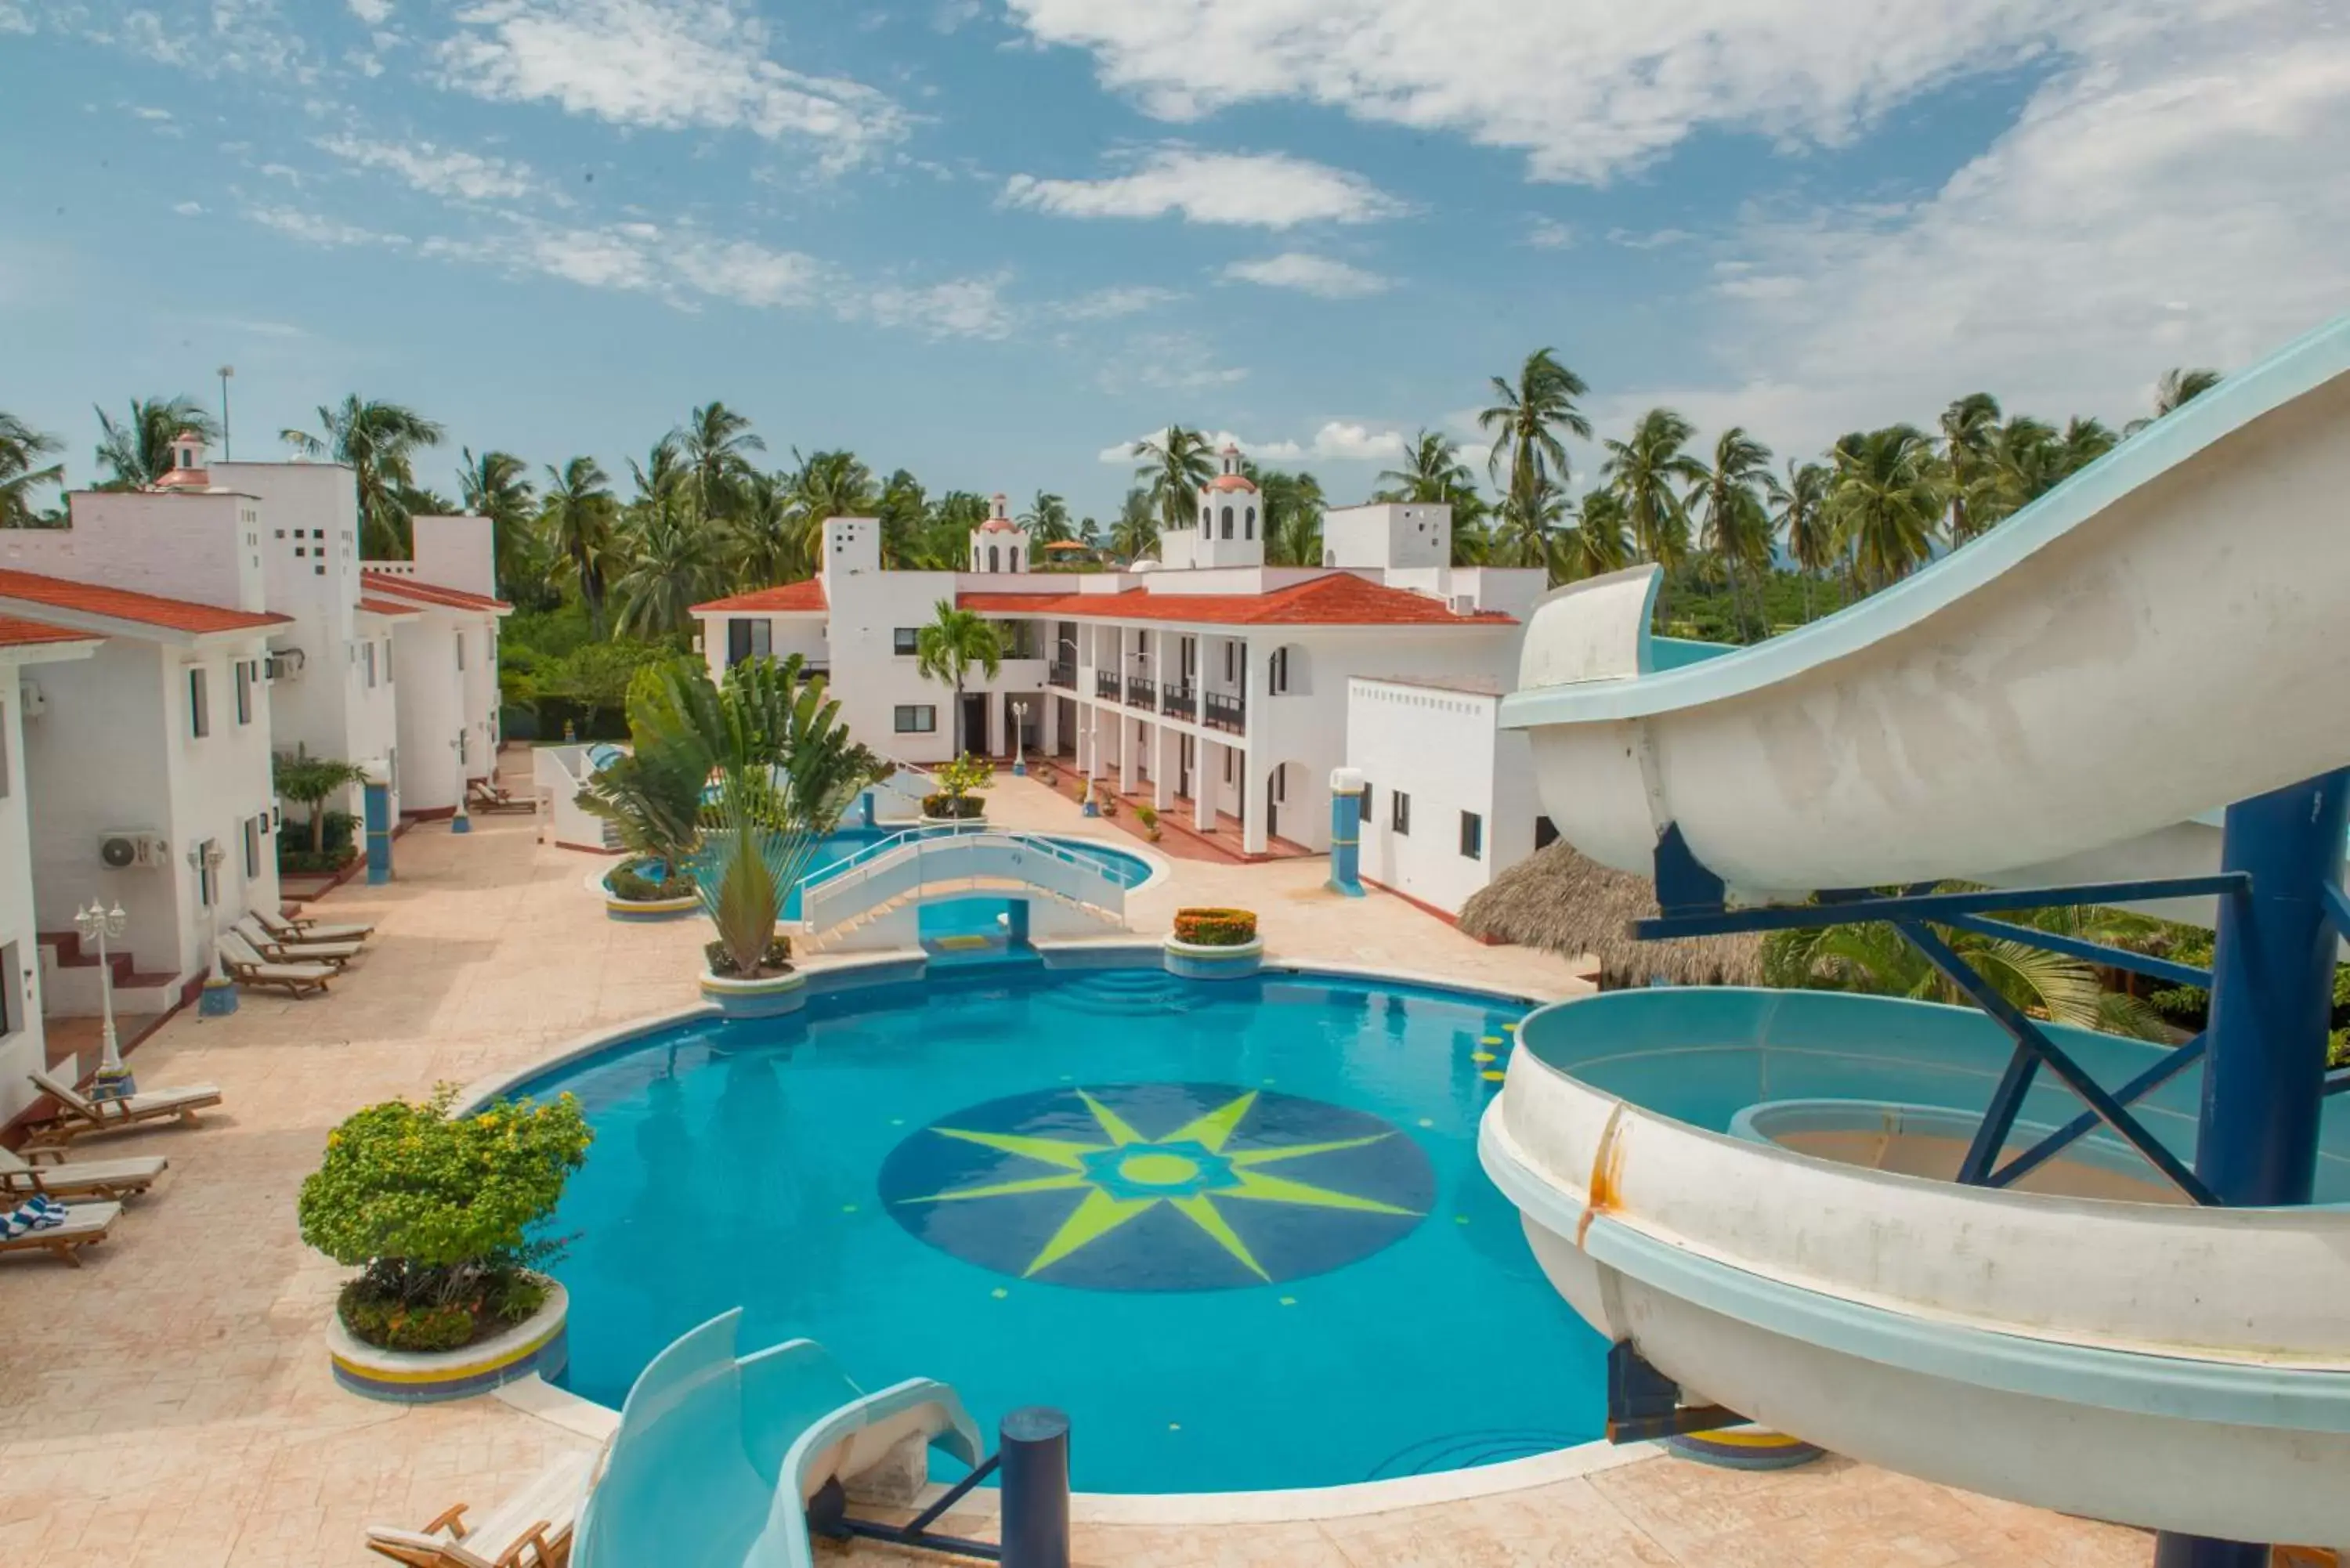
[363,641,377,688]
[726,618,772,668]
[1198,504,1209,528]
[458,729,470,766]
[1391,789,1412,835]
[0,939,17,1038]
[196,839,218,907]
[1245,506,1256,540]
[383,638,394,684]
[188,668,210,737]
[988,544,1000,573]
[234,659,253,725]
[1220,504,1234,539]
[243,816,261,880]
[1224,641,1236,681]
[1010,547,1021,573]
[456,632,466,671]
[893,627,920,656]
[1357,779,1371,817]
[894,705,937,734]
[1460,810,1484,860]
[1268,647,1289,695]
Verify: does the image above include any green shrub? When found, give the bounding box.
[300,1085,591,1352]
[706,935,793,977]
[608,862,694,901]
[1173,907,1257,946]
[933,753,994,805]
[921,793,984,819]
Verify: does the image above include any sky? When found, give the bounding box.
[2,1,2345,526]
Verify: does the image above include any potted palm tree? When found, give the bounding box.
[914,598,1003,756]
[577,698,708,919]
[623,656,888,1017]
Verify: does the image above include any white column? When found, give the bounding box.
[1119,715,1139,797]
[1242,744,1269,854]
[1152,723,1175,811]
[1194,738,1217,832]
[1043,693,1060,757]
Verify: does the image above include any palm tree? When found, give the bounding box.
[281,396,446,557]
[729,470,811,587]
[2057,417,2117,477]
[628,433,689,509]
[1602,407,1705,579]
[93,396,219,489]
[0,411,64,526]
[673,401,763,521]
[1108,486,1159,563]
[1376,429,1474,503]
[1829,425,1944,592]
[1133,426,1215,540]
[1686,427,1776,640]
[541,457,616,631]
[1491,473,1568,576]
[1019,490,1074,544]
[1766,460,1835,620]
[913,600,1003,754]
[787,449,879,528]
[874,469,929,567]
[1256,468,1325,566]
[1938,393,2002,545]
[2126,367,2224,435]
[1557,488,1631,582]
[1477,349,1591,514]
[612,493,723,638]
[456,448,537,595]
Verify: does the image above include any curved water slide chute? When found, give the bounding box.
[1487,315,2350,1550]
[573,1310,982,1568]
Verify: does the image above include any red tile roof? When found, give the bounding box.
[357,597,422,616]
[0,614,102,649]
[0,568,291,635]
[958,573,1516,628]
[692,578,829,614]
[358,569,511,612]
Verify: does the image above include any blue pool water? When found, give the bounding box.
[620,829,1154,920]
[519,965,1607,1492]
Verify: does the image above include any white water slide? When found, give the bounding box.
[1484,315,2350,1546]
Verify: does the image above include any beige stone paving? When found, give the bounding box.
[0,763,2153,1566]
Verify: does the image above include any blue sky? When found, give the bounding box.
[2,1,2343,526]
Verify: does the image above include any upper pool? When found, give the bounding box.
[513,963,1607,1493]
[785,828,1154,917]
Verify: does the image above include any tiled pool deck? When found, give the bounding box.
[0,764,2152,1566]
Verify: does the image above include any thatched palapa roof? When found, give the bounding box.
[1459,840,1766,988]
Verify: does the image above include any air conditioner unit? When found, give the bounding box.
[16,678,45,718]
[97,831,170,869]
[1449,593,1479,616]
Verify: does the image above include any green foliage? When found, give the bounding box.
[704,935,792,978]
[934,753,994,802]
[299,1085,591,1347]
[607,862,694,902]
[914,602,1005,751]
[273,747,372,854]
[1174,907,1258,946]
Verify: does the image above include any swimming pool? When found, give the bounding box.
[515,963,1607,1493]
[609,829,1155,920]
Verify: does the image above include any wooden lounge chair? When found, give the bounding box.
[0,1143,167,1201]
[258,905,374,944]
[232,914,362,969]
[23,1068,222,1147]
[217,932,336,998]
[364,1451,591,1567]
[468,778,535,815]
[0,1200,120,1266]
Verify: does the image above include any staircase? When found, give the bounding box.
[801,831,1130,953]
[37,928,186,1017]
[1052,967,1198,1017]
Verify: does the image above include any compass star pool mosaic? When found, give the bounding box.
[879,1083,1434,1291]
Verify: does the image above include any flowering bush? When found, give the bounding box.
[1173,907,1258,947]
[298,1086,592,1352]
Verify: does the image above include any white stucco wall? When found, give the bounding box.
[0,649,85,1124]
[1347,677,1539,916]
[0,490,267,613]
[408,515,498,599]
[390,610,467,813]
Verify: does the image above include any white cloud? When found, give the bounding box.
[1004,0,2162,185]
[1607,226,1695,250]
[347,0,396,23]
[316,134,542,202]
[1526,217,1574,249]
[437,0,906,170]
[1100,421,1407,464]
[857,274,1016,340]
[1103,331,1252,393]
[107,0,312,79]
[131,105,173,121]
[1058,284,1183,320]
[172,201,205,216]
[931,0,982,31]
[1221,251,1390,298]
[1599,3,2350,463]
[247,204,405,247]
[0,5,32,36]
[1003,147,1405,227]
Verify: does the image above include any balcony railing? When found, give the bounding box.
[1096,670,1121,701]
[1202,692,1246,733]
[1126,675,1157,709]
[1161,684,1196,720]
[1047,660,1076,690]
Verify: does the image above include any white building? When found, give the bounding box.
[0,567,287,1027]
[0,617,102,1125]
[694,448,1547,858]
[362,515,512,816]
[1347,676,1545,918]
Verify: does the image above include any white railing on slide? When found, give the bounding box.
[800,829,1128,938]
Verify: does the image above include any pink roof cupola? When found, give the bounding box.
[152,428,212,491]
[1206,442,1258,494]
[980,491,1019,533]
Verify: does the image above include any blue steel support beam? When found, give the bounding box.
[2321,878,2350,945]
[1939,914,2214,988]
[1896,920,2217,1205]
[1633,874,2250,941]
[1987,1035,2207,1190]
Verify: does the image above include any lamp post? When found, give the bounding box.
[74,900,132,1097]
[1011,699,1029,777]
[189,841,237,1017]
[217,365,234,460]
[450,732,473,834]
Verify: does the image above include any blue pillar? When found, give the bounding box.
[363,779,393,886]
[1326,770,1364,898]
[859,789,877,829]
[2153,768,2348,1568]
[997,1407,1069,1568]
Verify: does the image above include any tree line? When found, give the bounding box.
[0,360,2221,649]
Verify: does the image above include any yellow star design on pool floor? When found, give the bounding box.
[895,1090,1419,1281]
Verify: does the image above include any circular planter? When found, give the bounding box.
[1162,934,1264,980]
[606,892,700,922]
[329,1278,568,1404]
[698,966,809,1018]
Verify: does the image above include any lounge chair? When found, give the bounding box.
[0,1200,120,1266]
[217,932,336,998]
[257,905,374,944]
[468,778,535,815]
[364,1451,592,1567]
[0,1142,167,1201]
[231,914,362,969]
[23,1067,222,1147]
